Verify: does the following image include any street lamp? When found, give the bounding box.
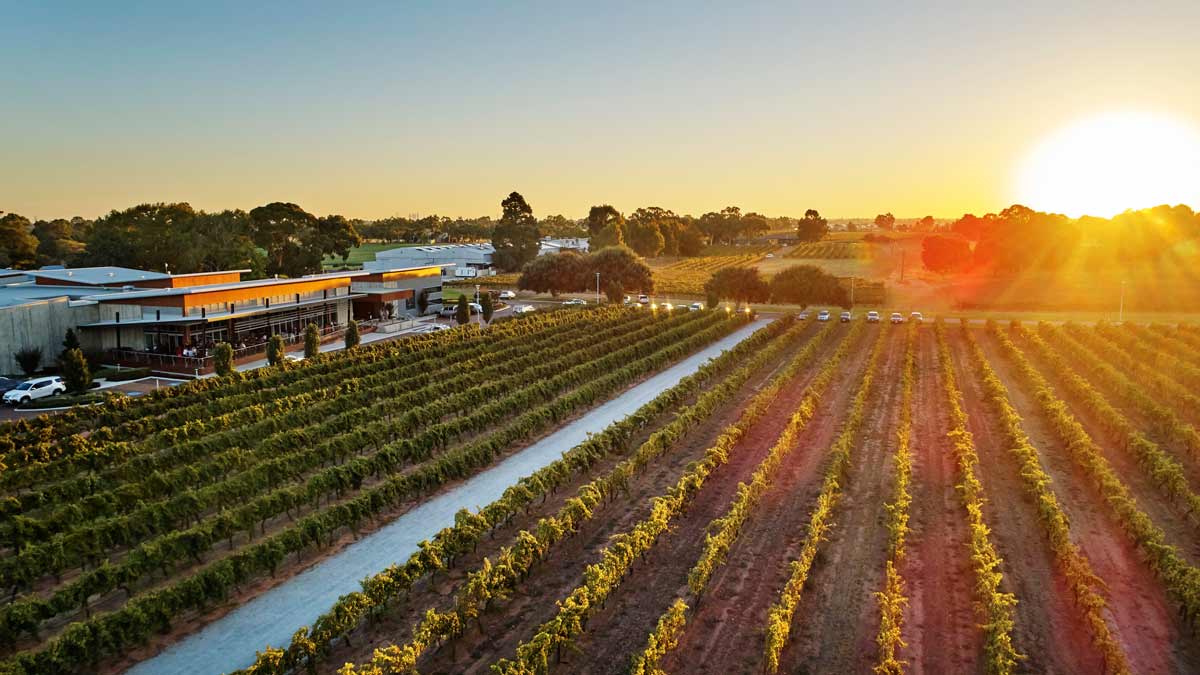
[595,272,601,305]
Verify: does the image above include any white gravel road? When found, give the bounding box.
[126,318,769,675]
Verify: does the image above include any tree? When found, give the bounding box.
[60,348,92,394]
[539,214,586,238]
[480,293,494,323]
[630,207,682,255]
[698,207,744,244]
[455,295,470,325]
[921,235,973,274]
[0,213,38,269]
[590,222,625,249]
[492,192,542,272]
[622,218,665,258]
[874,213,896,231]
[914,215,936,232]
[741,212,770,238]
[417,289,430,315]
[518,250,588,296]
[703,267,769,307]
[589,246,654,302]
[62,329,80,357]
[768,265,850,307]
[266,335,286,366]
[248,202,360,278]
[213,342,235,377]
[33,218,87,267]
[14,347,42,377]
[795,209,828,242]
[586,205,623,237]
[950,213,987,242]
[304,323,320,359]
[345,320,360,349]
[676,224,706,256]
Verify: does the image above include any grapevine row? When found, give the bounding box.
[988,322,1200,629]
[0,315,742,673]
[233,317,803,675]
[761,324,889,674]
[629,321,868,675]
[932,321,1021,674]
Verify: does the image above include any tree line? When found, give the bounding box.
[0,202,361,279]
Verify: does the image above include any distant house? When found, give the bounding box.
[367,237,590,279]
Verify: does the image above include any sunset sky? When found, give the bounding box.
[4,1,1200,221]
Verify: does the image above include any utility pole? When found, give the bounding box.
[1119,280,1126,323]
[595,272,601,305]
[899,250,905,282]
[850,276,855,306]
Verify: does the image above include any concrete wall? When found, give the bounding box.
[0,299,99,375]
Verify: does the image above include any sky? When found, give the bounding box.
[3,1,1200,221]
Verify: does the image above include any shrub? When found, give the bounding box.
[14,346,42,377]
[304,323,320,359]
[455,295,470,325]
[266,335,285,366]
[345,320,361,349]
[60,348,92,394]
[213,342,235,377]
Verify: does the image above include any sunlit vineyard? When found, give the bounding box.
[5,314,1200,675]
[785,241,863,259]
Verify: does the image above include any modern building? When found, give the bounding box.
[0,265,442,375]
[367,237,590,278]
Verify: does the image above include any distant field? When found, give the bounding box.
[322,242,420,270]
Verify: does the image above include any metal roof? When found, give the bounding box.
[27,266,171,285]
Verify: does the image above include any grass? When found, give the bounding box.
[322,242,422,270]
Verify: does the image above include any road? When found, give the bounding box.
[125,318,770,675]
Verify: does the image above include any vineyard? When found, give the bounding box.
[4,314,1200,674]
[785,241,864,259]
[653,255,769,296]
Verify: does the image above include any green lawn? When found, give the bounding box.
[322,242,421,270]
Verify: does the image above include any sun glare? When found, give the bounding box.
[1014,110,1200,218]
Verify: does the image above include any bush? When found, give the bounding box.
[60,348,92,394]
[266,335,285,366]
[481,293,494,323]
[212,342,235,377]
[14,346,42,377]
[19,391,115,410]
[345,320,361,350]
[304,323,320,359]
[456,295,470,325]
[92,366,151,382]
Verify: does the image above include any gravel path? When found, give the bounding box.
[126,318,769,675]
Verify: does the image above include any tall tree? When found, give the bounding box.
[60,348,92,394]
[248,202,360,278]
[624,209,666,257]
[539,214,586,238]
[586,205,623,237]
[921,235,972,274]
[0,213,38,269]
[345,320,361,349]
[32,218,87,266]
[590,221,626,250]
[914,215,936,232]
[518,250,588,296]
[213,342,235,377]
[304,323,320,358]
[795,209,828,242]
[266,335,285,366]
[703,266,769,307]
[588,246,654,301]
[492,192,542,272]
[874,213,896,231]
[480,292,494,323]
[455,294,471,325]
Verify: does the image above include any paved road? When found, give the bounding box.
[126,318,770,675]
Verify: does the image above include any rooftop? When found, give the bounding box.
[28,266,170,285]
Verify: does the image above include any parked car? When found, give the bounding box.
[562,298,587,306]
[514,304,537,314]
[688,302,704,311]
[498,290,516,300]
[817,310,831,322]
[765,253,775,258]
[285,353,305,362]
[866,311,881,323]
[890,312,905,324]
[661,302,675,311]
[840,311,852,323]
[638,294,650,305]
[798,311,809,320]
[3,376,66,406]
[439,301,484,316]
[910,312,924,323]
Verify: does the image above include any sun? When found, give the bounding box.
[1014,110,1200,218]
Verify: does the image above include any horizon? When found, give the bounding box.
[5,2,1200,221]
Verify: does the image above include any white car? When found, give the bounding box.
[910,312,924,323]
[866,311,881,323]
[638,294,650,305]
[890,312,905,324]
[840,311,852,323]
[765,253,775,258]
[498,290,516,300]
[285,353,305,362]
[562,298,587,306]
[689,302,704,311]
[816,310,831,322]
[661,302,675,311]
[798,311,809,320]
[514,304,537,314]
[4,376,66,405]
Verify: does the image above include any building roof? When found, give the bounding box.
[28,266,170,285]
[0,283,98,308]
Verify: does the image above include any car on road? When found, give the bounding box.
[817,310,831,322]
[514,304,536,314]
[689,302,704,311]
[3,376,66,406]
[284,353,305,362]
[840,311,852,323]
[638,294,650,305]
[562,298,587,306]
[661,302,675,311]
[798,311,809,320]
[439,301,485,317]
[866,311,880,323]
[910,312,924,323]
[765,253,775,258]
[890,312,905,324]
[498,290,516,300]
